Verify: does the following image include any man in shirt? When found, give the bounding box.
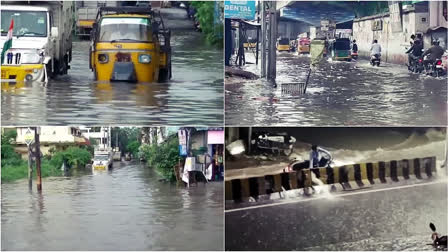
[370,39,382,57]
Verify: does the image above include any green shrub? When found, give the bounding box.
[126,140,141,157]
[141,136,179,181]
[191,1,223,47]
[50,147,92,168]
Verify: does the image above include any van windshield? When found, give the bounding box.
[1,10,47,37]
[94,155,109,161]
[99,17,152,42]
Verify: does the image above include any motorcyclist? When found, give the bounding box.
[303,145,332,194]
[370,39,381,58]
[406,39,423,67]
[309,145,332,169]
[422,40,444,72]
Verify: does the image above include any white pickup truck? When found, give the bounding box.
[1,1,74,83]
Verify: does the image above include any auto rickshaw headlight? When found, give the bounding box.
[98,54,109,63]
[139,54,151,64]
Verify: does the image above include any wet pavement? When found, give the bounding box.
[1,161,224,250]
[1,8,223,126]
[225,52,447,126]
[225,180,448,251]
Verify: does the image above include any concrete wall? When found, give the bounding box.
[353,9,429,64]
[16,127,80,144]
[429,1,447,28]
[278,20,310,40]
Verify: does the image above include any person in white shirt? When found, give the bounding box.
[309,145,332,169]
[370,39,382,56]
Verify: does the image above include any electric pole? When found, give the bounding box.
[35,127,42,192]
[261,1,266,77]
[267,1,277,82]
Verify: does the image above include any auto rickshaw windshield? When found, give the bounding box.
[98,17,152,42]
[334,40,350,50]
[278,38,289,45]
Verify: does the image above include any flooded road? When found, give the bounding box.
[225,53,447,126]
[1,161,224,250]
[225,181,447,251]
[226,127,446,180]
[1,31,223,126]
[225,127,447,250]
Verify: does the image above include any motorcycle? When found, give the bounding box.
[370,54,381,66]
[408,55,424,73]
[424,57,445,77]
[251,132,296,156]
[351,51,358,60]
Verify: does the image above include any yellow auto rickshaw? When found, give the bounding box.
[297,37,310,54]
[89,6,171,83]
[243,37,257,50]
[277,37,291,52]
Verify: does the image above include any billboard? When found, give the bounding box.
[224,1,256,20]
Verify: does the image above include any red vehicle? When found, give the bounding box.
[297,37,310,54]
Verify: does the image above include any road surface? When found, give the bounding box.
[225,52,447,126]
[225,179,447,251]
[1,8,223,126]
[2,161,224,250]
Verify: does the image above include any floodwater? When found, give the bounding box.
[225,181,448,251]
[225,127,448,250]
[1,162,224,250]
[225,52,447,126]
[1,31,223,126]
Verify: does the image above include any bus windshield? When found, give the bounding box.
[99,17,152,42]
[1,10,47,37]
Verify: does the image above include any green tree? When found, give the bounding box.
[111,127,141,153]
[1,130,19,160]
[50,147,92,168]
[190,1,223,47]
[126,140,141,157]
[140,136,179,181]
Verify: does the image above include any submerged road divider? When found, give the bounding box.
[225,156,437,202]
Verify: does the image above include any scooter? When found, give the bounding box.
[251,132,296,156]
[370,54,381,66]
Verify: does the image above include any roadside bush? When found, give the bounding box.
[50,147,92,168]
[141,136,179,181]
[191,1,223,47]
[1,130,92,182]
[127,140,141,157]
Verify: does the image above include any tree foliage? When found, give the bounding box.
[191,1,223,47]
[50,147,92,168]
[139,136,179,181]
[111,127,141,154]
[126,140,141,157]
